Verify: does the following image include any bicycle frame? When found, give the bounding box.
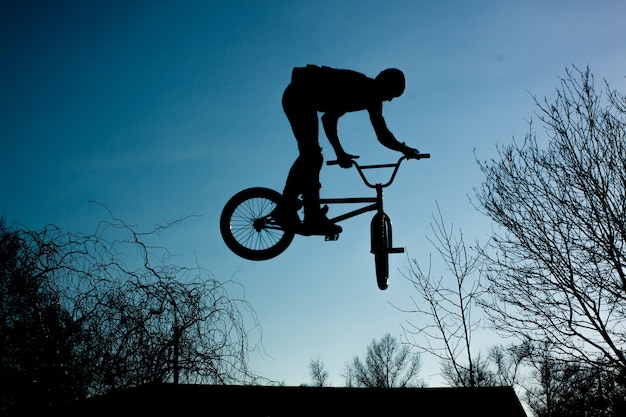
[321,156,416,226]
[219,152,430,288]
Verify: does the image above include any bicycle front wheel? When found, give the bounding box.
[371,212,392,290]
[220,187,295,261]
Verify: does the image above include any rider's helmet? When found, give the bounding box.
[375,68,405,100]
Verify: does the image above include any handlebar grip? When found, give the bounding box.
[415,153,430,159]
[326,160,340,166]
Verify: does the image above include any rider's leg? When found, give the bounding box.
[300,150,323,219]
[281,83,318,212]
[282,156,304,208]
[298,147,341,235]
[272,155,302,229]
[282,84,341,234]
[301,183,342,235]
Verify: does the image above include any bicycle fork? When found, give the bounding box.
[370,184,405,255]
[318,183,405,290]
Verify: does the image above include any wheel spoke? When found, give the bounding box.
[220,187,295,260]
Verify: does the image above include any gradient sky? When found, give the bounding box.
[2,0,625,386]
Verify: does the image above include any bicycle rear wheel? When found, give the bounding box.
[370,212,391,290]
[220,187,295,261]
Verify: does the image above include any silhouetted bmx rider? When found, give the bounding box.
[275,65,420,236]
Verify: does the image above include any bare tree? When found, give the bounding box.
[440,352,497,387]
[0,218,86,413]
[343,333,422,388]
[0,208,266,412]
[487,341,532,388]
[308,356,329,387]
[395,203,487,387]
[523,341,625,417]
[474,65,626,378]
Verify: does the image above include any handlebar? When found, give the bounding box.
[326,152,430,189]
[326,152,430,167]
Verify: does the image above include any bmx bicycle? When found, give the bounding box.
[219,152,430,290]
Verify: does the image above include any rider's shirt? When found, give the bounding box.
[290,65,383,115]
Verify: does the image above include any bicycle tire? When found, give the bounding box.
[371,212,391,290]
[220,187,295,261]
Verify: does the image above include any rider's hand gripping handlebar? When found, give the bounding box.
[405,151,431,160]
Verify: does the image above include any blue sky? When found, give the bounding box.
[2,0,625,386]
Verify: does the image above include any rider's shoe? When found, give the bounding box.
[300,213,342,236]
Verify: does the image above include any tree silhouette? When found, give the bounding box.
[475,65,626,391]
[308,356,329,387]
[0,218,87,413]
[0,210,265,413]
[343,333,422,388]
[523,341,625,417]
[396,203,486,387]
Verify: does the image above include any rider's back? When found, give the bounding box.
[290,65,380,113]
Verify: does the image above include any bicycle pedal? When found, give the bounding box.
[325,233,340,241]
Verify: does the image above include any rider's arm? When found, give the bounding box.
[321,112,356,167]
[368,104,419,157]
